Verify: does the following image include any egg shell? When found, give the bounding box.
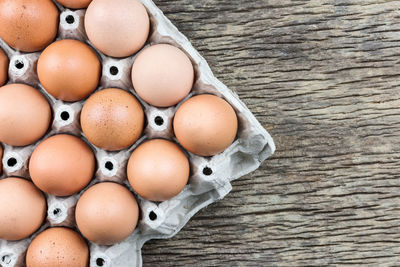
[127,139,190,202]
[29,134,95,196]
[0,83,52,146]
[37,39,101,102]
[56,0,92,9]
[0,177,46,241]
[75,182,139,245]
[0,47,8,86]
[0,0,59,52]
[80,88,144,151]
[26,227,89,267]
[84,0,150,58]
[173,94,238,156]
[131,44,194,107]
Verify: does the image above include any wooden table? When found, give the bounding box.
[143,1,400,266]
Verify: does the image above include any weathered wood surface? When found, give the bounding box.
[143,1,400,266]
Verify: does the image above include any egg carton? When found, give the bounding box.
[0,0,275,266]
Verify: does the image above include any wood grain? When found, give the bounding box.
[143,1,400,266]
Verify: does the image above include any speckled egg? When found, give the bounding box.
[0,0,59,52]
[80,88,144,151]
[26,227,89,267]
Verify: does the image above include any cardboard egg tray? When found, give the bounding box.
[0,0,275,266]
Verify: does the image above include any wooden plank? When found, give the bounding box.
[143,1,400,266]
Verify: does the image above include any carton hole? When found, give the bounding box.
[105,161,113,171]
[203,167,213,176]
[53,208,61,216]
[1,255,11,264]
[7,158,17,167]
[109,66,119,76]
[96,258,105,266]
[60,111,70,121]
[14,61,24,70]
[149,211,157,221]
[65,15,75,24]
[154,116,164,126]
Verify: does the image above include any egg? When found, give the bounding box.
[0,177,46,241]
[174,94,238,156]
[0,84,51,146]
[84,0,150,58]
[127,139,189,202]
[0,47,8,86]
[0,0,59,52]
[37,39,101,102]
[55,0,92,9]
[131,44,194,107]
[75,182,139,245]
[26,227,89,267]
[80,88,144,151]
[29,134,95,197]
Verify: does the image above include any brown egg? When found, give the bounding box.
[0,48,8,86]
[174,94,238,156]
[131,44,194,107]
[29,134,95,196]
[0,177,46,241]
[26,227,89,267]
[0,84,51,146]
[37,39,101,102]
[85,0,149,58]
[75,182,139,245]
[81,88,144,151]
[0,0,59,52]
[127,139,189,202]
[55,0,92,9]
